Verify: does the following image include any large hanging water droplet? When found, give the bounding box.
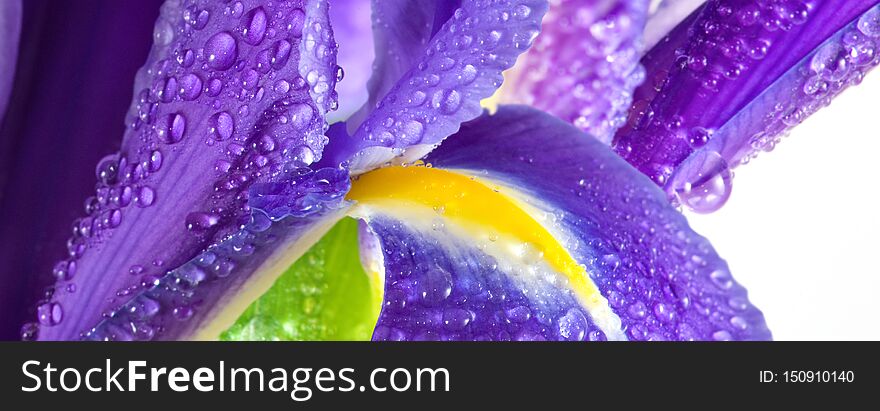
[205,31,238,70]
[667,150,732,214]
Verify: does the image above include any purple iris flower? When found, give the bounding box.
[0,0,876,341]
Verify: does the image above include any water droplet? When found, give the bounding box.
[557,309,587,341]
[709,268,734,290]
[505,305,531,323]
[178,73,203,100]
[208,112,235,140]
[37,302,63,326]
[627,301,647,319]
[173,305,194,320]
[161,113,187,144]
[20,322,39,341]
[136,186,155,207]
[432,89,462,114]
[270,40,292,69]
[457,64,477,85]
[153,20,174,46]
[416,266,453,305]
[207,78,223,96]
[148,150,163,172]
[95,154,120,185]
[712,330,732,341]
[858,6,880,37]
[442,308,473,331]
[205,32,238,70]
[243,7,268,45]
[668,150,732,214]
[185,212,220,234]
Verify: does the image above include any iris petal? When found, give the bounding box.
[349,106,769,341]
[496,0,649,143]
[345,0,461,130]
[0,0,20,123]
[33,0,340,340]
[613,0,880,212]
[323,0,548,173]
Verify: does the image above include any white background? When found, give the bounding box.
[685,72,880,340]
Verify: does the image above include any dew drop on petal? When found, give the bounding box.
[208,112,235,140]
[243,7,268,45]
[205,31,238,70]
[668,150,732,214]
[178,73,203,100]
[37,302,63,326]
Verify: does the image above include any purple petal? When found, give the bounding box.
[613,0,880,213]
[0,0,164,340]
[326,0,548,173]
[499,0,649,143]
[367,215,601,341]
[82,166,350,341]
[355,105,769,341]
[32,0,339,340]
[0,0,20,123]
[345,0,462,129]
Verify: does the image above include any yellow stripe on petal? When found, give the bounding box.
[347,165,625,340]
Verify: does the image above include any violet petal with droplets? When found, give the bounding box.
[353,106,769,341]
[325,0,548,172]
[32,0,339,340]
[613,0,880,213]
[496,0,649,143]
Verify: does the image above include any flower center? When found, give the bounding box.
[347,165,624,339]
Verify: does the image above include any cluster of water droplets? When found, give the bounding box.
[504,0,648,144]
[739,4,880,162]
[81,165,350,341]
[566,166,767,340]
[667,2,880,213]
[25,0,341,340]
[351,0,545,167]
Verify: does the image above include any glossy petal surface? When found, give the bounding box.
[613,0,880,212]
[324,0,548,173]
[352,106,769,341]
[34,0,339,340]
[498,0,649,143]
